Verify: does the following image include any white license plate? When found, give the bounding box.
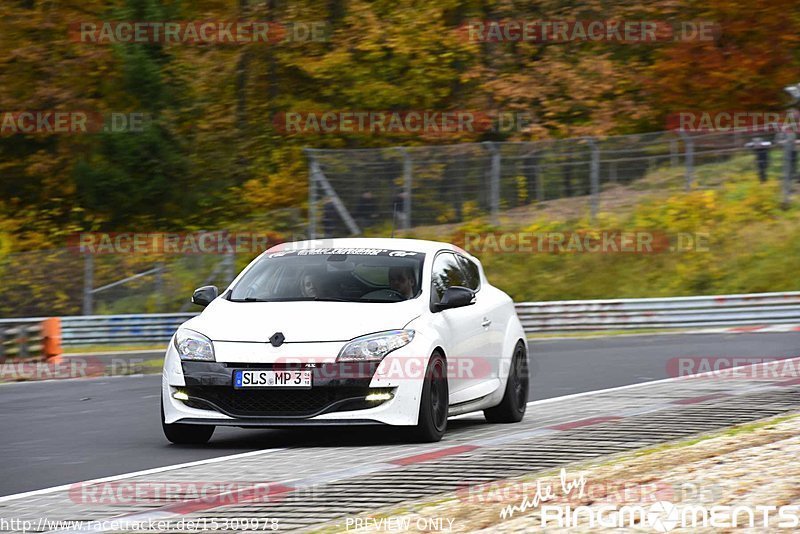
[233,369,312,389]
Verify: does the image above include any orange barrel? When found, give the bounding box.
[42,317,62,362]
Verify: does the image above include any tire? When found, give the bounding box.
[484,342,528,423]
[161,398,215,445]
[411,352,448,442]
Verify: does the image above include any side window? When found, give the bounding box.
[457,256,481,291]
[430,253,466,303]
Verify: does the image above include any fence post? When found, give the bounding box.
[306,151,319,240]
[783,130,795,208]
[483,142,501,225]
[679,131,694,190]
[535,153,544,202]
[401,148,413,230]
[670,138,678,167]
[589,137,600,222]
[155,261,165,312]
[224,248,235,285]
[82,254,94,316]
[523,149,543,203]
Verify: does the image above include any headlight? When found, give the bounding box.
[174,328,215,362]
[337,330,415,362]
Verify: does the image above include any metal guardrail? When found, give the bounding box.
[516,291,800,331]
[17,291,800,347]
[60,313,195,346]
[0,318,45,359]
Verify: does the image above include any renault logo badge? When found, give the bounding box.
[269,332,285,347]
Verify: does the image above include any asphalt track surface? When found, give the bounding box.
[1,332,797,497]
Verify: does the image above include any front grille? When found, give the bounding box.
[183,386,388,417]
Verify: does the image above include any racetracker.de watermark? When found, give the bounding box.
[667,356,800,380]
[272,110,532,135]
[67,232,283,255]
[69,21,328,44]
[667,111,800,133]
[68,481,291,506]
[459,479,675,506]
[461,231,710,254]
[0,111,149,136]
[460,20,719,43]
[0,517,280,532]
[268,356,495,381]
[0,357,145,382]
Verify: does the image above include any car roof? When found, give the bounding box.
[268,237,465,256]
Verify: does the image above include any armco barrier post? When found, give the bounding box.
[18,327,28,359]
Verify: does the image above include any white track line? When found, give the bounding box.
[0,448,286,504]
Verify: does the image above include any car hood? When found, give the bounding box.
[182,297,422,343]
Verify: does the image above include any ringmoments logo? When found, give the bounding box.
[539,500,800,530]
[485,469,794,531]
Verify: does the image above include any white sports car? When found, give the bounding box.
[161,238,529,443]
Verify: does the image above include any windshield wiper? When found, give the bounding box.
[228,297,270,302]
[312,297,353,302]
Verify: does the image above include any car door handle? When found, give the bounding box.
[481,317,492,328]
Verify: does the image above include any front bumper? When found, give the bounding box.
[179,361,393,418]
[162,342,425,426]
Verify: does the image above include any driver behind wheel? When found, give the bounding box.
[300,273,317,297]
[388,266,417,299]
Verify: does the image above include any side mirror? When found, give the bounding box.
[192,285,219,307]
[433,286,475,312]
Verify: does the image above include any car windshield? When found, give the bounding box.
[228,248,425,303]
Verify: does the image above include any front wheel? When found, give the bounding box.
[484,342,528,423]
[161,398,215,445]
[411,352,448,442]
